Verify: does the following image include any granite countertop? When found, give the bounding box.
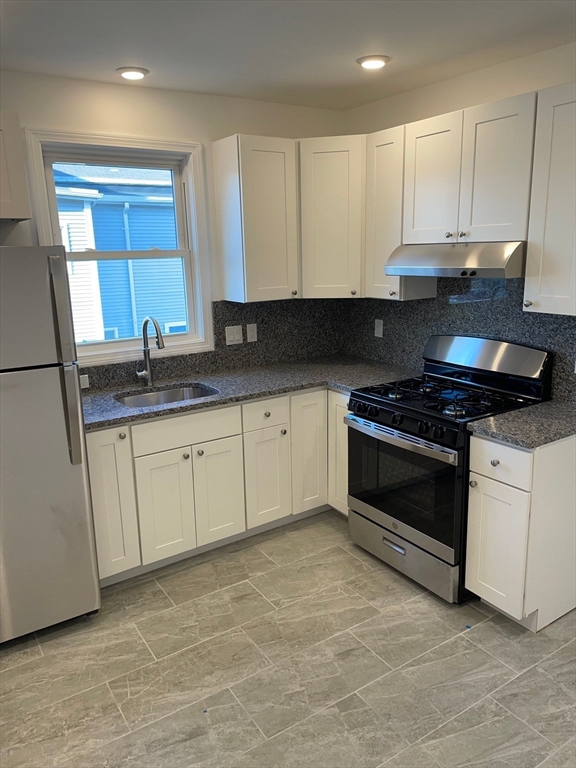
[82,357,417,431]
[468,400,576,450]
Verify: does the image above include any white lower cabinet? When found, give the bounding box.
[135,447,196,565]
[465,471,530,619]
[328,391,350,516]
[193,435,246,546]
[290,390,328,513]
[244,424,291,529]
[86,428,141,578]
[465,434,576,630]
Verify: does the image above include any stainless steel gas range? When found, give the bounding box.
[346,335,552,604]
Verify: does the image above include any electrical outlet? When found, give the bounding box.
[79,374,90,389]
[225,325,243,345]
[374,319,383,338]
[246,323,258,342]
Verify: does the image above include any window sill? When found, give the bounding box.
[77,337,215,367]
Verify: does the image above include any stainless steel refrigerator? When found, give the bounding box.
[0,245,100,643]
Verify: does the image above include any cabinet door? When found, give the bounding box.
[524,83,576,316]
[291,390,328,513]
[0,112,31,220]
[135,448,196,565]
[300,135,364,298]
[328,391,350,516]
[365,126,436,301]
[193,435,246,546]
[465,472,531,619]
[459,93,536,242]
[86,428,141,578]
[403,111,463,244]
[239,135,299,301]
[244,424,291,529]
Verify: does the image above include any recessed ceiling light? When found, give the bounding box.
[357,55,390,70]
[116,67,149,81]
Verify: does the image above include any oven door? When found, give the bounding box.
[346,416,464,565]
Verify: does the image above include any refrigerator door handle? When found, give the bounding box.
[61,366,84,465]
[48,252,76,364]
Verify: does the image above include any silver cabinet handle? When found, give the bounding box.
[351,290,357,295]
[264,411,271,417]
[119,432,126,440]
[183,452,190,460]
[445,232,453,238]
[389,290,397,296]
[458,231,466,238]
[469,480,478,488]
[48,252,76,364]
[524,300,533,307]
[490,459,500,467]
[281,429,287,435]
[291,290,298,296]
[382,537,406,556]
[197,450,204,456]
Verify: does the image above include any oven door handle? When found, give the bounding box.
[344,416,458,466]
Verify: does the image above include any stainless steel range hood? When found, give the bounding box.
[385,241,526,278]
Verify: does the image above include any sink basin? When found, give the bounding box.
[116,385,219,408]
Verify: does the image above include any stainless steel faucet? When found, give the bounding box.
[136,317,165,386]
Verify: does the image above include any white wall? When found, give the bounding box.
[343,43,576,133]
[0,70,345,291]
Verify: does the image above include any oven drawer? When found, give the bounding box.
[242,396,290,432]
[470,436,533,491]
[349,511,459,603]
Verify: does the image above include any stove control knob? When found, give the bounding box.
[367,405,379,418]
[432,425,445,440]
[417,421,429,434]
[354,402,366,415]
[391,413,403,426]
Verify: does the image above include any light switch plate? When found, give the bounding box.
[246,323,257,342]
[79,374,90,389]
[374,319,383,338]
[225,325,243,345]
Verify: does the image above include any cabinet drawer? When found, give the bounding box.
[132,406,241,457]
[242,396,289,432]
[470,436,533,491]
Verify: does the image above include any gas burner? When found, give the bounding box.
[386,390,405,401]
[442,403,468,418]
[419,381,439,394]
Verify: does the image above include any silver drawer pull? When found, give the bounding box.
[119,432,126,440]
[197,450,204,456]
[469,480,478,488]
[183,453,190,460]
[281,429,287,435]
[264,411,271,417]
[382,537,405,556]
[490,459,500,467]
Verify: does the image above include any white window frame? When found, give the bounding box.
[25,129,213,366]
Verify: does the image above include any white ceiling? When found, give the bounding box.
[1,0,574,111]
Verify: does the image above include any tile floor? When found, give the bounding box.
[0,510,574,768]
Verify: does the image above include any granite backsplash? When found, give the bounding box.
[80,299,350,390]
[82,280,576,402]
[341,278,576,402]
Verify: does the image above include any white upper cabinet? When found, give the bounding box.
[0,112,31,220]
[403,111,463,244]
[403,94,536,244]
[459,93,536,242]
[524,83,576,316]
[213,134,299,302]
[300,135,364,298]
[365,126,436,301]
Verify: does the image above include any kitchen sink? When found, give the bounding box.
[116,384,219,408]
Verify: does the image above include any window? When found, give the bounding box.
[28,131,212,365]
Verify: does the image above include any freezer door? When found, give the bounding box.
[0,366,100,642]
[0,245,77,369]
